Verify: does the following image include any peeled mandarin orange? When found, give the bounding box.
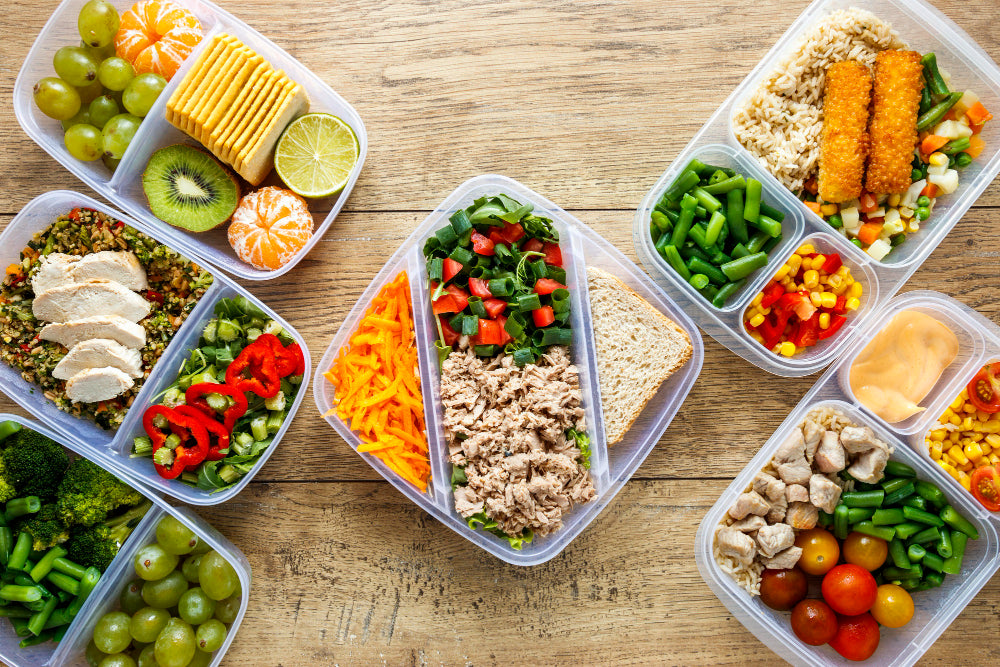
[115,0,203,81]
[228,187,314,271]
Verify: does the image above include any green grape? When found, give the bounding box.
[198,551,239,601]
[154,618,196,667]
[94,611,133,654]
[33,77,81,120]
[102,113,142,160]
[103,153,121,171]
[82,39,117,61]
[178,587,216,625]
[79,0,120,48]
[134,544,179,581]
[142,571,188,609]
[136,644,158,667]
[53,45,100,87]
[123,73,166,117]
[120,579,146,616]
[195,619,227,653]
[98,57,135,92]
[213,591,240,624]
[187,650,213,667]
[98,654,137,667]
[130,607,171,643]
[86,639,105,667]
[65,123,103,161]
[61,107,91,131]
[189,539,212,557]
[156,515,199,555]
[89,95,119,129]
[180,554,202,584]
[76,79,105,104]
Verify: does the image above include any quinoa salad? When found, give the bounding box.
[0,207,213,429]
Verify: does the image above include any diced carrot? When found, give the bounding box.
[5,264,21,276]
[805,201,823,215]
[967,134,986,160]
[920,135,950,155]
[921,183,940,198]
[803,178,819,195]
[856,222,884,246]
[967,101,993,126]
[942,108,962,122]
[858,192,878,214]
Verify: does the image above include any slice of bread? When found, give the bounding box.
[586,266,693,445]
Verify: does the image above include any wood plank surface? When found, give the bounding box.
[2,0,1000,664]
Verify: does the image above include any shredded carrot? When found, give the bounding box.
[325,271,430,492]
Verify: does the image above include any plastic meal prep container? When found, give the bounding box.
[13,0,367,281]
[695,290,1000,666]
[0,191,311,505]
[635,0,1000,377]
[314,175,704,566]
[0,413,250,667]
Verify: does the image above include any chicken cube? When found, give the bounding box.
[756,523,795,558]
[809,474,843,514]
[815,430,847,473]
[786,484,810,503]
[786,501,819,530]
[728,491,770,520]
[762,546,803,570]
[848,446,890,484]
[717,527,757,566]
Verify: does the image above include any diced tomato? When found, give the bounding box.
[818,314,848,340]
[443,284,469,311]
[532,306,555,328]
[471,230,495,255]
[443,258,463,282]
[534,278,567,295]
[496,314,514,345]
[488,230,506,246]
[483,298,507,319]
[499,222,525,244]
[789,313,820,347]
[760,282,786,309]
[146,289,164,305]
[858,192,878,214]
[439,316,460,345]
[468,278,491,298]
[821,253,843,274]
[522,238,544,254]
[543,243,563,267]
[478,319,503,346]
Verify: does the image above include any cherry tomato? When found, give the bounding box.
[967,363,1000,413]
[970,466,1000,512]
[822,564,877,616]
[841,532,888,571]
[870,584,914,628]
[794,528,840,576]
[829,612,880,662]
[790,599,838,646]
[759,569,807,611]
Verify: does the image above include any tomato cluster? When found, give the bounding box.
[758,528,914,662]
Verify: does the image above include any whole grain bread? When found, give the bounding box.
[586,266,693,445]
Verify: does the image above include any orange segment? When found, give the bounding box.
[228,187,315,271]
[115,0,203,81]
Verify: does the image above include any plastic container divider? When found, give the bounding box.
[315,174,703,565]
[13,0,368,281]
[696,290,1000,666]
[0,191,311,506]
[634,0,1000,377]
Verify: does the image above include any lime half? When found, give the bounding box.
[274,113,359,198]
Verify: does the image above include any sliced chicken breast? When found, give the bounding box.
[33,280,150,323]
[65,367,134,403]
[40,316,146,350]
[31,253,80,296]
[72,251,148,291]
[53,339,143,380]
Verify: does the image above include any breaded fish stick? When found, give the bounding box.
[819,61,872,203]
[866,50,925,194]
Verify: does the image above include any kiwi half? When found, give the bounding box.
[142,144,240,232]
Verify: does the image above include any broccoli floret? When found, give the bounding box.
[57,458,145,528]
[64,499,152,572]
[1,429,69,499]
[0,457,17,504]
[17,504,69,551]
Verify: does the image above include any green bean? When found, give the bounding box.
[49,557,86,581]
[27,595,57,637]
[720,252,768,282]
[670,194,698,247]
[0,585,42,603]
[686,257,728,286]
[4,497,40,522]
[677,243,712,263]
[762,235,783,254]
[903,505,945,526]
[910,526,941,545]
[883,480,915,507]
[708,170,729,185]
[884,461,917,478]
[691,187,723,214]
[726,189,749,244]
[654,232,673,256]
[29,546,67,584]
[704,210,727,247]
[661,245,691,281]
[941,137,971,155]
[758,202,785,223]
[743,179,762,223]
[0,527,11,566]
[707,247,732,265]
[7,532,31,571]
[889,539,911,569]
[818,510,833,527]
[688,274,710,290]
[834,504,850,540]
[711,280,745,308]
[893,522,923,540]
[687,223,712,251]
[651,211,672,234]
[699,284,719,302]
[941,505,979,539]
[0,607,32,618]
[45,572,79,596]
[663,169,700,202]
[852,521,895,541]
[730,243,750,259]
[937,526,953,558]
[872,508,904,526]
[921,552,946,573]
[701,174,746,195]
[915,480,946,508]
[917,92,964,132]
[942,532,968,575]
[749,214,782,238]
[746,230,770,254]
[842,490,885,508]
[903,495,928,511]
[924,571,945,587]
[42,607,73,630]
[907,544,926,562]
[882,565,921,580]
[919,84,934,115]
[847,507,875,524]
[921,53,950,96]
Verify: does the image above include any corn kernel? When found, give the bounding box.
[948,445,969,465]
[959,471,972,491]
[749,313,765,328]
[899,206,914,219]
[846,297,861,311]
[819,312,831,329]
[827,274,843,289]
[930,429,947,442]
[751,293,763,307]
[759,307,771,316]
[797,243,815,256]
[991,453,1000,466]
[774,264,791,281]
[787,254,802,274]
[820,204,839,216]
[779,341,796,357]
[849,282,863,298]
[820,292,837,309]
[962,417,974,431]
[930,442,944,460]
[887,193,902,207]
[979,410,992,423]
[836,265,850,278]
[963,402,977,413]
[950,396,966,411]
[965,442,985,462]
[809,291,823,307]
[929,152,950,166]
[986,434,1000,449]
[750,331,764,344]
[984,421,1000,434]
[943,462,961,481]
[803,270,819,289]
[785,282,798,293]
[809,255,825,270]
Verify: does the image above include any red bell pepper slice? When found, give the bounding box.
[468,278,492,298]
[542,243,563,267]
[522,238,544,254]
[817,314,848,341]
[483,298,507,319]
[831,295,848,315]
[760,282,786,309]
[143,405,210,479]
[254,333,300,378]
[225,340,281,398]
[443,258,463,282]
[534,278,567,295]
[756,315,785,350]
[439,316,460,346]
[174,405,229,462]
[532,306,556,328]
[186,382,248,432]
[431,294,460,315]
[500,222,525,244]
[789,313,820,347]
[821,253,843,274]
[477,319,503,346]
[443,284,469,311]
[968,363,1000,414]
[471,230,495,255]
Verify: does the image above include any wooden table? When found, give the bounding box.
[4,0,1000,663]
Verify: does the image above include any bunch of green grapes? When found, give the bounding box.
[32,0,166,171]
[87,515,241,667]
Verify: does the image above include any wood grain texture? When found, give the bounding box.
[2,0,1000,664]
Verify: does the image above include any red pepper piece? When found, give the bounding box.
[500,222,525,244]
[760,282,786,309]
[439,316,460,346]
[286,343,306,376]
[477,319,503,346]
[254,334,300,377]
[522,238,544,254]
[186,382,248,432]
[442,258,463,282]
[488,230,506,246]
[817,314,848,340]
[534,278,567,295]
[790,313,820,347]
[468,278,492,298]
[821,253,843,274]
[471,230,495,255]
[225,341,281,398]
[532,306,556,328]
[832,295,848,315]
[542,243,563,267]
[483,298,506,319]
[174,405,229,462]
[431,293,460,315]
[443,284,469,311]
[496,314,513,345]
[143,405,210,479]
[757,313,786,350]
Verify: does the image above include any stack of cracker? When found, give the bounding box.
[165,34,309,185]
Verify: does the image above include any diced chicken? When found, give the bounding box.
[53,339,143,380]
[728,491,770,520]
[840,425,881,454]
[762,546,803,570]
[729,515,767,533]
[815,430,847,473]
[810,474,843,513]
[40,316,146,350]
[803,420,824,463]
[786,484,810,503]
[786,501,819,529]
[774,428,811,485]
[65,367,134,403]
[752,471,777,496]
[72,251,148,291]
[765,477,786,502]
[756,523,795,558]
[848,446,890,484]
[717,527,757,566]
[775,428,806,462]
[776,457,812,486]
[31,253,80,296]
[767,494,787,523]
[33,280,150,323]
